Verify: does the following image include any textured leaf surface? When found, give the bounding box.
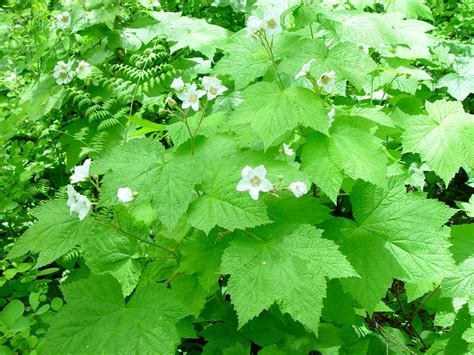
[213,32,270,89]
[221,224,356,334]
[232,82,329,148]
[280,39,377,91]
[400,100,474,183]
[326,176,455,311]
[301,121,388,202]
[93,138,201,230]
[8,199,93,268]
[39,275,188,354]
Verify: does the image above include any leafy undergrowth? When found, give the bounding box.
[1,0,473,354]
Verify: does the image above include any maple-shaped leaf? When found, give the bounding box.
[213,31,270,90]
[301,120,388,202]
[400,100,474,184]
[221,223,356,335]
[232,82,328,149]
[324,176,455,311]
[92,138,201,230]
[187,152,308,234]
[38,274,189,354]
[279,39,377,91]
[8,199,94,268]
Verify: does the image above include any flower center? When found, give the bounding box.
[250,176,261,187]
[62,15,69,22]
[320,75,331,85]
[189,93,198,103]
[59,71,68,79]
[209,87,218,95]
[266,19,277,29]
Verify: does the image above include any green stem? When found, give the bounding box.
[261,33,284,91]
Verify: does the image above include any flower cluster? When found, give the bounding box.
[294,60,337,93]
[169,76,227,111]
[66,185,91,221]
[236,165,308,200]
[53,59,92,85]
[246,11,283,38]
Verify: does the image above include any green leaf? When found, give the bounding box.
[92,138,201,230]
[325,176,455,311]
[279,39,377,91]
[437,60,474,101]
[213,31,270,89]
[400,100,474,183]
[301,120,388,202]
[82,222,142,296]
[221,223,356,334]
[39,274,189,354]
[150,12,230,58]
[8,199,93,268]
[232,82,329,149]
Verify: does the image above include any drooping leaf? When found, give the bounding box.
[221,223,356,334]
[400,100,474,184]
[8,199,94,268]
[324,176,455,311]
[39,274,189,354]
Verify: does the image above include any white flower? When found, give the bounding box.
[117,187,134,203]
[70,158,91,184]
[295,59,315,80]
[236,165,273,200]
[177,83,206,111]
[283,143,294,156]
[171,77,185,92]
[201,76,227,100]
[262,11,282,37]
[246,15,263,37]
[289,181,308,198]
[66,185,91,221]
[53,61,73,85]
[317,70,336,91]
[5,72,17,83]
[165,96,176,107]
[76,60,92,79]
[56,11,71,29]
[328,106,336,126]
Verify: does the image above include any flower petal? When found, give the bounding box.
[249,187,260,200]
[254,165,267,179]
[236,179,251,192]
[241,166,254,179]
[260,179,273,192]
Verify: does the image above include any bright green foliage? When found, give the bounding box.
[302,121,388,202]
[93,138,201,230]
[38,274,189,354]
[327,176,455,311]
[232,82,329,148]
[213,32,270,89]
[221,224,356,334]
[280,39,377,91]
[437,60,474,101]
[400,100,474,183]
[8,199,94,268]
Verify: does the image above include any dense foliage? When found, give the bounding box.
[1,0,473,354]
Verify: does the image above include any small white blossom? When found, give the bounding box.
[117,187,134,203]
[289,181,308,198]
[76,60,92,79]
[177,83,206,111]
[165,96,176,107]
[246,16,263,37]
[66,185,91,221]
[201,76,227,100]
[53,61,73,85]
[317,70,336,91]
[283,143,294,156]
[5,72,17,83]
[236,165,273,200]
[295,59,315,80]
[171,77,185,92]
[328,107,336,126]
[56,11,71,29]
[262,11,282,37]
[70,158,91,184]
